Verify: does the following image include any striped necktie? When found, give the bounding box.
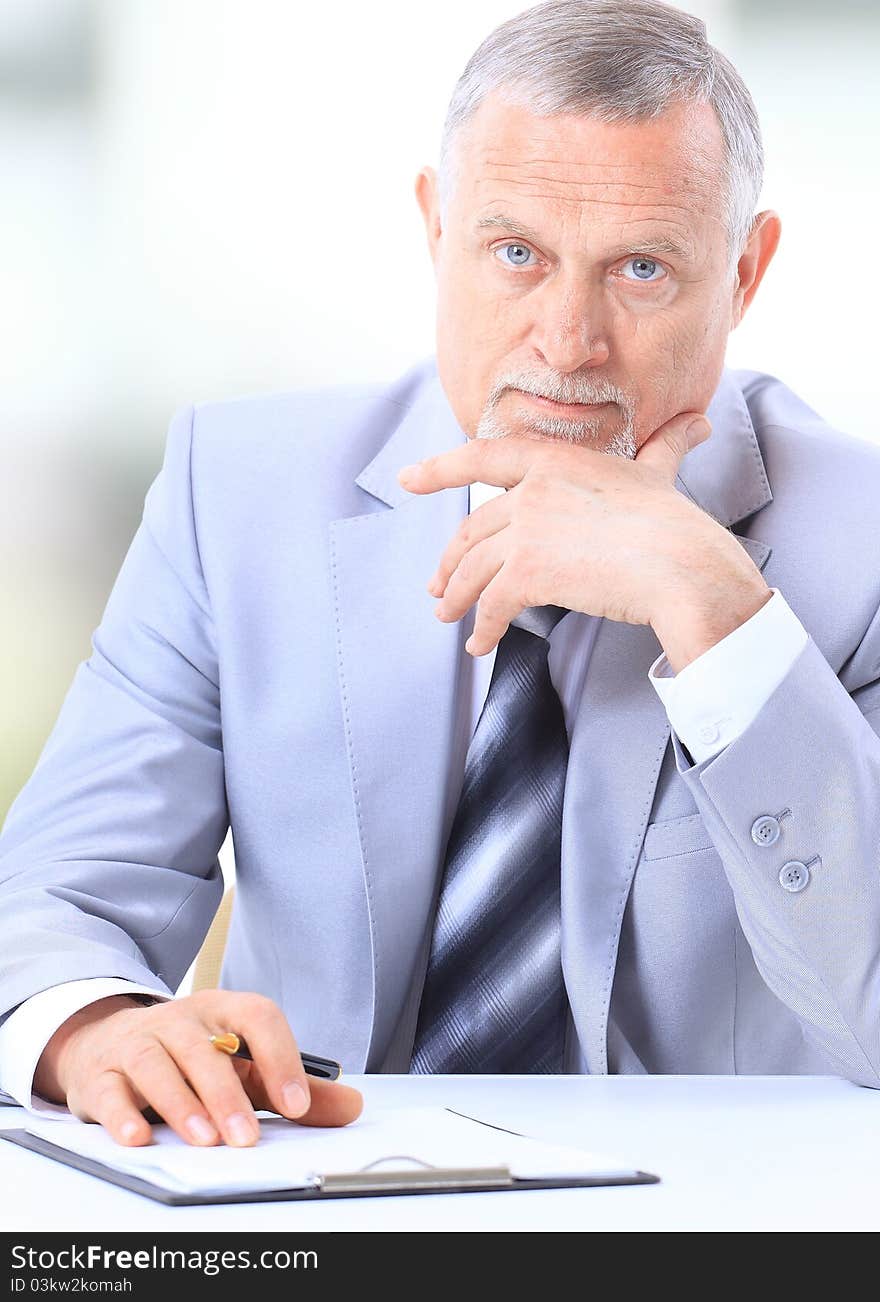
[409,604,571,1073]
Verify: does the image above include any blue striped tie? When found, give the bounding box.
[409,605,571,1074]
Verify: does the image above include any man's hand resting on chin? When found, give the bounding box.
[398,408,773,673]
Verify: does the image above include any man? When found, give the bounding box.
[2,0,880,1149]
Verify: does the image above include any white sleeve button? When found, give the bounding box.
[779,861,810,893]
[751,815,781,847]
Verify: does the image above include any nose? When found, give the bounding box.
[530,276,610,374]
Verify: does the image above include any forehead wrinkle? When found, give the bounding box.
[477,187,703,212]
[474,181,713,215]
[475,200,700,235]
[474,165,712,194]
[479,157,699,182]
[479,154,697,174]
[470,187,712,251]
[477,148,711,172]
[473,154,719,205]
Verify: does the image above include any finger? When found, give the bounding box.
[467,569,524,656]
[435,531,508,625]
[200,991,312,1125]
[283,1076,365,1128]
[236,1058,365,1128]
[211,1054,274,1116]
[429,491,511,596]
[68,1071,156,1147]
[157,1025,268,1147]
[122,1037,229,1146]
[398,437,538,494]
[634,413,711,478]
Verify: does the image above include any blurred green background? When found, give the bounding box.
[2,0,878,825]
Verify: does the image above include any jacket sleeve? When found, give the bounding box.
[0,404,228,1019]
[668,600,880,1088]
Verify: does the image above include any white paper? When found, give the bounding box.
[15,1105,639,1196]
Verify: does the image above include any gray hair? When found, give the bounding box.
[437,0,764,280]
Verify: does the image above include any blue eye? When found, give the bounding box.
[493,242,536,269]
[622,256,664,282]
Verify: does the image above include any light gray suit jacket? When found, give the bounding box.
[2,356,880,1085]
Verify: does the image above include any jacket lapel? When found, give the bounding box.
[330,372,469,1069]
[562,368,774,1072]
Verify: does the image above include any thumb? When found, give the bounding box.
[634,411,712,477]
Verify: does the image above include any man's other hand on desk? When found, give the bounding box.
[32,989,364,1147]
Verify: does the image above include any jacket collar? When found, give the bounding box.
[675,365,773,528]
[356,358,773,529]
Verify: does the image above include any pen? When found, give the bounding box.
[211,1033,342,1081]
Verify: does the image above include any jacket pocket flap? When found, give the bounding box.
[642,813,716,860]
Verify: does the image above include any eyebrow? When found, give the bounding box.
[474,213,693,261]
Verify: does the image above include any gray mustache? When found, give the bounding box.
[510,386,618,406]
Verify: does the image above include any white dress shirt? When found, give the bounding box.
[0,479,810,1111]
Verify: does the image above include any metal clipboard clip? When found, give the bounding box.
[314,1154,514,1194]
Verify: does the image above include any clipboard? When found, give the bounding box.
[0,1128,659,1205]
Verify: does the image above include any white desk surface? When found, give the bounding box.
[1,1073,877,1232]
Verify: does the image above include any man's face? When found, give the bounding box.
[417,91,744,458]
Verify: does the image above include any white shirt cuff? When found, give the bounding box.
[647,587,809,763]
[0,978,172,1119]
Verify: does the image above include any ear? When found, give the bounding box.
[730,210,782,330]
[415,165,442,270]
